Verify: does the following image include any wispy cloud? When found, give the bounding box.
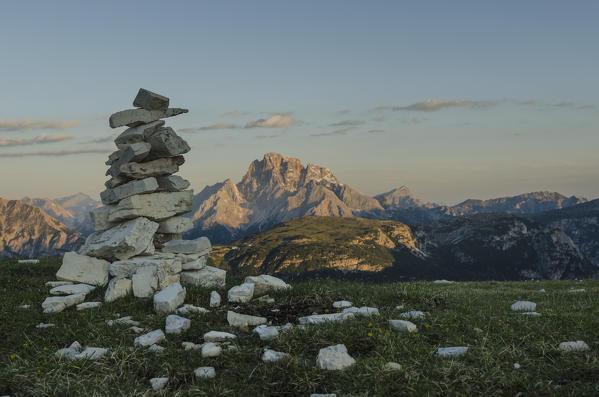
[0,119,83,132]
[256,134,279,139]
[329,120,365,127]
[375,99,496,112]
[180,123,238,133]
[222,110,249,117]
[311,128,350,137]
[373,115,385,122]
[83,132,119,144]
[0,147,111,157]
[368,129,385,134]
[519,99,596,110]
[336,109,352,115]
[245,114,300,128]
[0,133,75,147]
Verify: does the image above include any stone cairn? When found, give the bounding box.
[43,89,226,313]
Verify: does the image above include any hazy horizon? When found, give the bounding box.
[1,1,598,204]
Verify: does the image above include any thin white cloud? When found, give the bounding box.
[0,147,111,157]
[84,132,119,144]
[245,114,300,128]
[311,128,350,137]
[519,99,596,110]
[330,120,365,127]
[375,99,496,112]
[368,129,385,134]
[0,133,75,147]
[199,123,238,131]
[222,110,249,117]
[0,119,83,132]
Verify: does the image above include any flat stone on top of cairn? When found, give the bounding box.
[52,88,220,310]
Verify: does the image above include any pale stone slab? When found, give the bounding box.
[37,323,55,328]
[106,316,140,326]
[201,342,222,358]
[194,366,215,379]
[74,347,109,361]
[156,175,191,192]
[383,362,402,371]
[436,346,468,357]
[153,282,186,314]
[399,310,426,320]
[105,175,131,189]
[332,300,352,309]
[42,293,86,313]
[134,329,166,347]
[149,377,169,391]
[342,307,380,317]
[228,283,254,303]
[76,301,102,311]
[253,325,279,341]
[176,304,209,315]
[165,314,191,334]
[181,255,208,270]
[55,341,82,360]
[157,216,194,234]
[45,281,73,288]
[108,190,192,222]
[109,108,188,129]
[203,330,236,342]
[56,252,110,286]
[118,156,185,179]
[316,344,355,370]
[132,266,159,298]
[163,237,212,254]
[147,344,165,353]
[298,312,355,325]
[145,127,190,158]
[180,266,226,289]
[134,88,169,111]
[511,301,536,311]
[559,341,590,352]
[209,291,221,307]
[100,177,158,205]
[50,283,96,296]
[104,278,132,302]
[227,311,267,327]
[110,256,182,278]
[115,120,165,146]
[107,142,152,177]
[389,319,418,332]
[262,348,288,362]
[244,275,291,296]
[89,206,116,231]
[182,341,201,351]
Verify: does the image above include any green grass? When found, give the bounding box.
[1,258,599,396]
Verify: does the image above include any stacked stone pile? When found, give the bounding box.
[43,89,224,310]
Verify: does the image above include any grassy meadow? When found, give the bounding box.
[1,258,598,396]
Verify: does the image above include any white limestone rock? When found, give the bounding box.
[106,316,140,327]
[153,282,186,314]
[332,300,352,309]
[104,278,132,302]
[511,301,536,311]
[521,312,541,317]
[204,331,237,343]
[56,252,110,286]
[383,362,402,371]
[194,366,216,379]
[180,266,226,289]
[89,205,116,231]
[130,326,145,334]
[342,306,379,317]
[182,342,201,351]
[559,341,590,352]
[181,255,208,271]
[100,177,158,205]
[17,304,31,309]
[433,280,454,284]
[165,314,191,334]
[117,156,185,180]
[389,319,418,332]
[253,325,279,341]
[133,88,169,111]
[163,237,212,255]
[316,344,356,370]
[76,301,102,311]
[108,190,193,223]
[227,311,267,328]
[74,347,109,361]
[55,342,82,361]
[436,346,469,357]
[50,283,96,296]
[176,304,209,315]
[106,142,152,177]
[201,342,222,358]
[134,329,166,347]
[156,175,191,192]
[132,266,159,298]
[109,107,188,129]
[210,291,221,307]
[244,274,291,296]
[262,349,289,363]
[145,127,191,158]
[399,311,426,320]
[42,293,86,313]
[298,312,355,325]
[228,283,255,303]
[147,344,165,353]
[114,120,165,146]
[45,281,73,288]
[80,217,159,261]
[36,323,55,328]
[149,377,169,392]
[110,256,182,278]
[157,216,194,234]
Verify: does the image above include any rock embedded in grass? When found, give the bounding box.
[36,323,55,328]
[50,283,96,296]
[75,347,109,361]
[194,366,216,379]
[316,344,356,370]
[148,344,165,353]
[383,362,402,371]
[76,301,102,311]
[42,293,86,313]
[559,341,590,352]
[176,304,209,315]
[180,266,226,289]
[433,280,454,284]
[298,312,355,325]
[134,329,166,347]
[228,283,255,303]
[399,310,426,320]
[342,306,380,317]
[45,281,73,288]
[201,342,222,358]
[262,349,289,362]
[244,274,291,296]
[389,319,418,332]
[436,346,468,357]
[227,311,267,328]
[332,300,352,309]
[55,342,82,361]
[182,342,201,351]
[106,316,140,326]
[56,252,110,287]
[203,331,237,342]
[165,314,191,334]
[210,291,221,307]
[104,278,132,302]
[153,282,186,314]
[149,377,169,391]
[253,325,279,341]
[521,312,541,317]
[511,301,536,311]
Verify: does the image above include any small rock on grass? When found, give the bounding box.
[76,302,102,311]
[342,306,379,317]
[201,342,222,358]
[17,304,31,309]
[388,319,417,332]
[148,344,165,353]
[559,341,590,352]
[150,377,169,391]
[521,312,541,317]
[511,301,536,311]
[436,346,468,357]
[316,344,355,370]
[135,329,165,347]
[332,300,352,309]
[514,363,521,369]
[107,316,140,326]
[383,362,402,371]
[262,349,289,362]
[253,325,279,341]
[36,323,55,329]
[194,366,216,379]
[176,304,209,315]
[399,310,425,320]
[210,291,221,307]
[182,342,201,351]
[165,314,191,334]
[204,331,237,342]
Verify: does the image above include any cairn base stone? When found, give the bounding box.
[56,252,110,287]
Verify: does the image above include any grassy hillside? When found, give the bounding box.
[1,258,598,396]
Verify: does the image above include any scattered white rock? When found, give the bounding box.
[538,289,546,293]
[204,331,237,343]
[383,362,402,371]
[165,314,191,334]
[514,363,521,369]
[559,341,590,352]
[180,255,207,270]
[74,347,109,361]
[194,366,216,379]
[201,342,222,358]
[227,311,267,327]
[104,278,132,302]
[45,281,73,288]
[298,312,355,325]
[150,377,169,391]
[36,323,55,329]
[134,329,166,347]
[511,301,536,311]
[180,266,226,289]
[316,344,356,370]
[55,341,82,361]
[228,283,255,303]
[332,300,352,309]
[56,252,111,286]
[570,288,585,293]
[210,291,221,307]
[153,282,186,314]
[262,348,289,362]
[182,342,201,351]
[389,319,418,332]
[395,305,405,310]
[256,295,275,304]
[176,304,209,315]
[399,310,426,320]
[147,344,165,353]
[42,293,86,313]
[342,306,379,317]
[17,304,31,309]
[433,280,454,284]
[130,326,145,334]
[521,312,541,317]
[76,301,102,311]
[436,346,468,357]
[107,316,140,326]
[244,274,291,296]
[253,325,279,341]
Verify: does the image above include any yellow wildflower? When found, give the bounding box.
[368,332,373,337]
[10,354,15,359]
[368,322,373,327]
[23,343,28,347]
[43,347,48,351]
[37,369,41,374]
[385,330,391,335]
[378,328,383,334]
[425,324,430,329]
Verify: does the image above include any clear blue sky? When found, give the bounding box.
[1,1,598,204]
